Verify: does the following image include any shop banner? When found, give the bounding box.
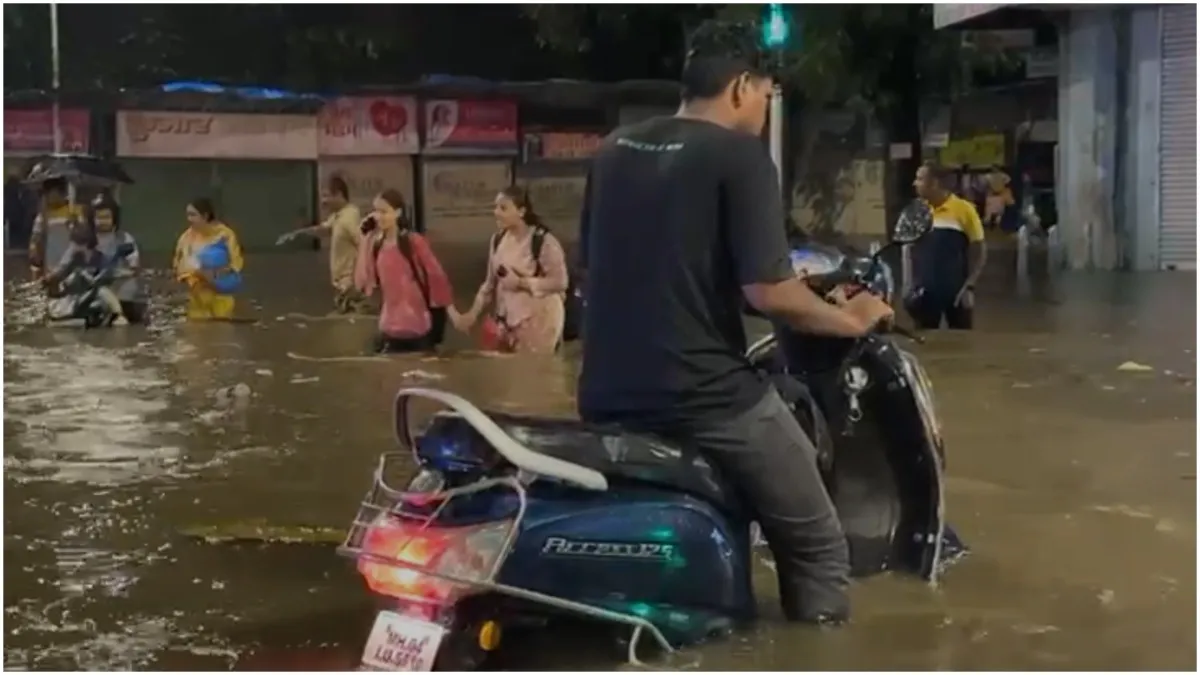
[522,131,605,162]
[938,133,1005,169]
[319,96,419,156]
[318,156,415,217]
[4,108,91,154]
[423,100,518,155]
[421,158,512,243]
[116,111,318,160]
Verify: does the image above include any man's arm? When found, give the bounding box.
[29,214,46,271]
[960,200,987,289]
[723,137,878,338]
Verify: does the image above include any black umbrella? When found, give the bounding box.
[21,154,134,187]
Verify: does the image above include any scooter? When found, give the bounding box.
[45,241,137,329]
[338,202,964,671]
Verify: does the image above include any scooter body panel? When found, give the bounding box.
[494,486,755,636]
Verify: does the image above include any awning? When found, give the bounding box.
[933,4,1012,29]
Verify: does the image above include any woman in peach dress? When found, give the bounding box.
[449,186,569,354]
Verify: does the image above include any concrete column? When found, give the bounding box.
[1057,8,1120,270]
[1123,7,1163,271]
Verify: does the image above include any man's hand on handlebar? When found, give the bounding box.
[837,289,894,335]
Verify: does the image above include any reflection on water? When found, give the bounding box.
[3,253,1196,671]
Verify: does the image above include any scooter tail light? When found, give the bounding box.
[357,514,512,604]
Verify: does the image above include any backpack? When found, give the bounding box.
[491,226,583,342]
[372,231,446,346]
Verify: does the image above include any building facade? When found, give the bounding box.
[936,4,1197,271]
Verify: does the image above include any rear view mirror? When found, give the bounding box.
[893,200,934,244]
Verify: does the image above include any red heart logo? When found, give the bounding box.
[369,100,407,137]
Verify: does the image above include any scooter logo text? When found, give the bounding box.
[540,536,675,561]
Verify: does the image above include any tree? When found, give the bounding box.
[526,4,994,235]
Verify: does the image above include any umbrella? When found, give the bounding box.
[21,154,134,187]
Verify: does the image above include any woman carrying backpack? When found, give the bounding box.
[354,189,452,353]
[448,185,569,354]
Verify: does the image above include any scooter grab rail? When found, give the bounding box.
[394,387,609,492]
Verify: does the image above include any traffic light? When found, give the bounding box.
[761,3,790,50]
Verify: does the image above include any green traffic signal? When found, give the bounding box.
[761,3,790,49]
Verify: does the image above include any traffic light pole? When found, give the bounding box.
[769,83,784,195]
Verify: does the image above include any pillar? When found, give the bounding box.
[1057,8,1120,270]
[1123,7,1163,271]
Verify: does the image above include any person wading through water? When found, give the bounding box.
[173,197,245,321]
[29,177,85,281]
[904,161,988,330]
[354,189,452,353]
[91,191,149,324]
[286,174,370,313]
[449,185,570,353]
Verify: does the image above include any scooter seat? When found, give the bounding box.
[486,411,739,512]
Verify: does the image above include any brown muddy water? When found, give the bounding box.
[3,249,1196,671]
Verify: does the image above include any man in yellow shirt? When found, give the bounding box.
[291,175,366,313]
[29,178,85,280]
[906,161,988,330]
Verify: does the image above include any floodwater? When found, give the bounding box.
[4,248,1196,671]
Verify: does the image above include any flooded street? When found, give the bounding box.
[4,250,1195,671]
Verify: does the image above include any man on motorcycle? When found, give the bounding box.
[576,21,894,624]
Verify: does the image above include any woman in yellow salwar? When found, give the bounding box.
[173,197,245,320]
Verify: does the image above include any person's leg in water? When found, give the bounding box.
[119,300,148,325]
[371,332,431,354]
[944,299,974,330]
[95,286,128,325]
[653,388,851,622]
[186,286,236,321]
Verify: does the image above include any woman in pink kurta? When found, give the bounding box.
[355,189,453,353]
[448,186,569,353]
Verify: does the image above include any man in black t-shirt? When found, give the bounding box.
[576,22,894,624]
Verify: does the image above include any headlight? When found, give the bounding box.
[898,350,941,447]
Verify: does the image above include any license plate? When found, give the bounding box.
[360,611,447,672]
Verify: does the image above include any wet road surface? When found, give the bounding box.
[4,250,1196,670]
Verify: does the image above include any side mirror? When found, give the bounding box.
[115,242,136,258]
[893,199,934,244]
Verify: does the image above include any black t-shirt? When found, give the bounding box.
[577,116,793,426]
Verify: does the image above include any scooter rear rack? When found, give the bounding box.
[337,451,678,668]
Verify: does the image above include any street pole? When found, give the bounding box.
[50,2,63,154]
[769,83,784,194]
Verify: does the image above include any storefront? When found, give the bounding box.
[515,130,603,247]
[317,96,419,224]
[114,110,318,252]
[4,108,92,249]
[418,99,519,247]
[935,4,1197,271]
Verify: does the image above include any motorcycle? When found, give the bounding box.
[45,241,137,329]
[338,201,964,671]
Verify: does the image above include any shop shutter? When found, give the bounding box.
[1159,4,1197,270]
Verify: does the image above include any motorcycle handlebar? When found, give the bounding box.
[887,321,924,344]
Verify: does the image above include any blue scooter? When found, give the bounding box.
[339,203,964,671]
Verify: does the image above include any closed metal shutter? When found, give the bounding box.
[1159,4,1197,270]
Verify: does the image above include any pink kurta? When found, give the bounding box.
[355,231,452,338]
[473,228,569,353]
